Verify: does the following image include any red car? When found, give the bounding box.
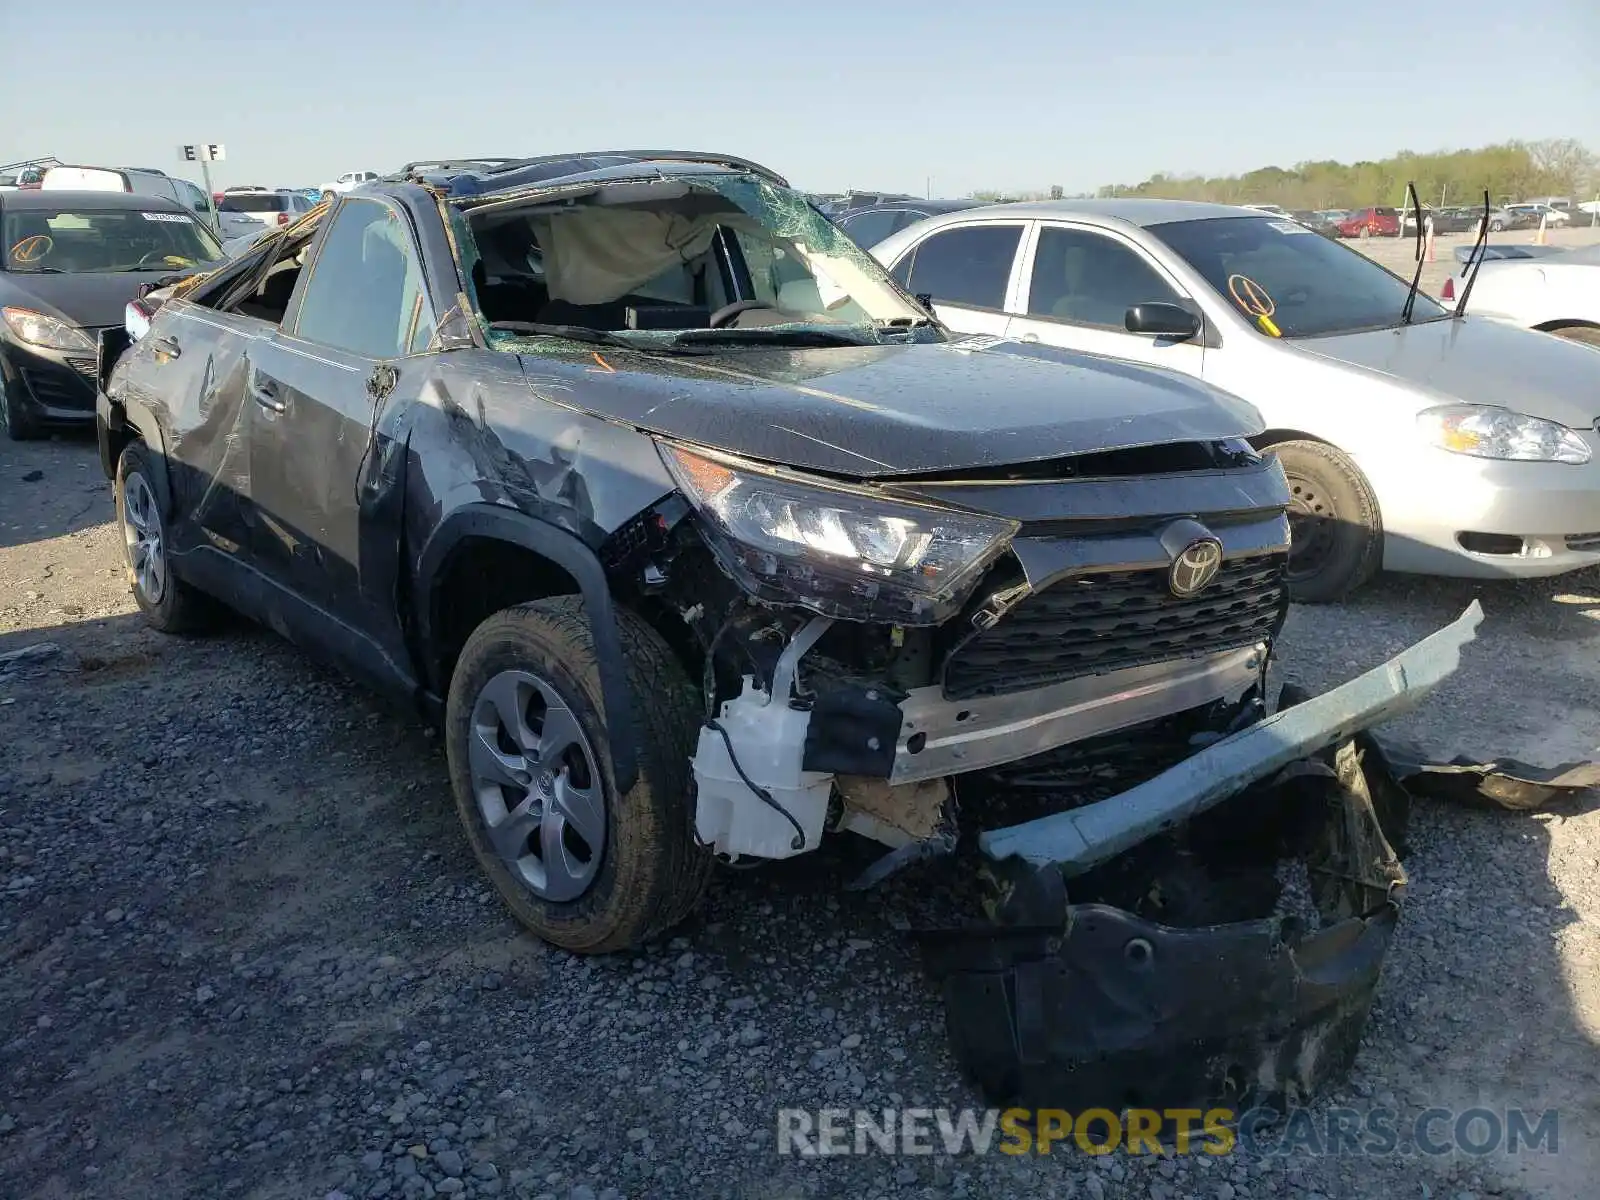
[1336,206,1400,238]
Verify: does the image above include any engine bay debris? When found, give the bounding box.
[910,601,1562,1116]
[977,601,1483,874]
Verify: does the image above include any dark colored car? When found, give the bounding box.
[835,199,989,249]
[816,191,919,218]
[1428,207,1480,234]
[1,190,225,439]
[1336,207,1400,238]
[1288,210,1342,239]
[98,151,1291,954]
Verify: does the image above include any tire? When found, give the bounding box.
[1490,220,1503,233]
[115,442,212,632]
[0,382,45,441]
[1270,440,1383,604]
[1551,325,1600,348]
[445,596,711,954]
[1358,226,1371,240]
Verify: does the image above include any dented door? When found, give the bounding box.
[119,300,261,562]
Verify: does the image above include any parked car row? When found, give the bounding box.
[1208,200,1570,238]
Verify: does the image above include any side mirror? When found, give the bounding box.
[1125,302,1201,340]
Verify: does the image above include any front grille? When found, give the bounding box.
[22,366,94,412]
[66,356,97,378]
[1568,531,1600,552]
[942,554,1286,700]
[978,702,1239,818]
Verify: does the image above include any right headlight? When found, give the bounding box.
[1417,404,1591,465]
[661,442,1017,624]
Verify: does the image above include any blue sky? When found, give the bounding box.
[5,0,1596,197]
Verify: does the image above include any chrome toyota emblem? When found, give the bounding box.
[1168,538,1223,597]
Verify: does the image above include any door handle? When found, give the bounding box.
[152,336,181,360]
[249,370,285,413]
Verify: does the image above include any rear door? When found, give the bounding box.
[106,297,260,561]
[244,195,435,676]
[884,221,1027,337]
[1003,222,1207,376]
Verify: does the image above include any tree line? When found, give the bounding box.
[974,140,1597,209]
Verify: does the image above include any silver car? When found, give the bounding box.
[871,199,1600,601]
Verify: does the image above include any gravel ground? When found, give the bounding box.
[3,429,1598,1200]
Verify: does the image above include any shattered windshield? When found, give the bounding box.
[460,173,941,353]
[3,207,225,274]
[1153,215,1446,338]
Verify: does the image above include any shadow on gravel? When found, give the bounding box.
[0,431,110,551]
[1344,564,1600,636]
[1362,787,1600,1199]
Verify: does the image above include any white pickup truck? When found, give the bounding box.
[317,170,380,202]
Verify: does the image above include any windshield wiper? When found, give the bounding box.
[1400,180,1426,325]
[1453,189,1493,320]
[488,320,708,355]
[672,327,870,348]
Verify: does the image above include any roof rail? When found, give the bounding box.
[479,150,789,187]
[0,156,62,173]
[396,158,522,176]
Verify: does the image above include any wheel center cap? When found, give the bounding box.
[533,769,556,797]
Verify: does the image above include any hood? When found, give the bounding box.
[0,269,190,329]
[1292,316,1600,430]
[515,336,1264,477]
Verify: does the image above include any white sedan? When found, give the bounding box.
[1440,244,1600,347]
[870,200,1600,601]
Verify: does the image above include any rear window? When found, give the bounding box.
[41,167,127,191]
[220,194,289,213]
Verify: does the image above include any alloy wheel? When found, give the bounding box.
[468,669,606,902]
[121,472,167,604]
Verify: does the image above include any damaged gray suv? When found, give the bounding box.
[97,151,1291,953]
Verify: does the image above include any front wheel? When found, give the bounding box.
[0,382,45,441]
[1271,440,1383,604]
[1490,219,1504,233]
[445,596,711,954]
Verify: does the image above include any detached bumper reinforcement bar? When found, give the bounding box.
[980,600,1484,873]
[890,643,1265,785]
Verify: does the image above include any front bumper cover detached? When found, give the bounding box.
[916,603,1486,1115]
